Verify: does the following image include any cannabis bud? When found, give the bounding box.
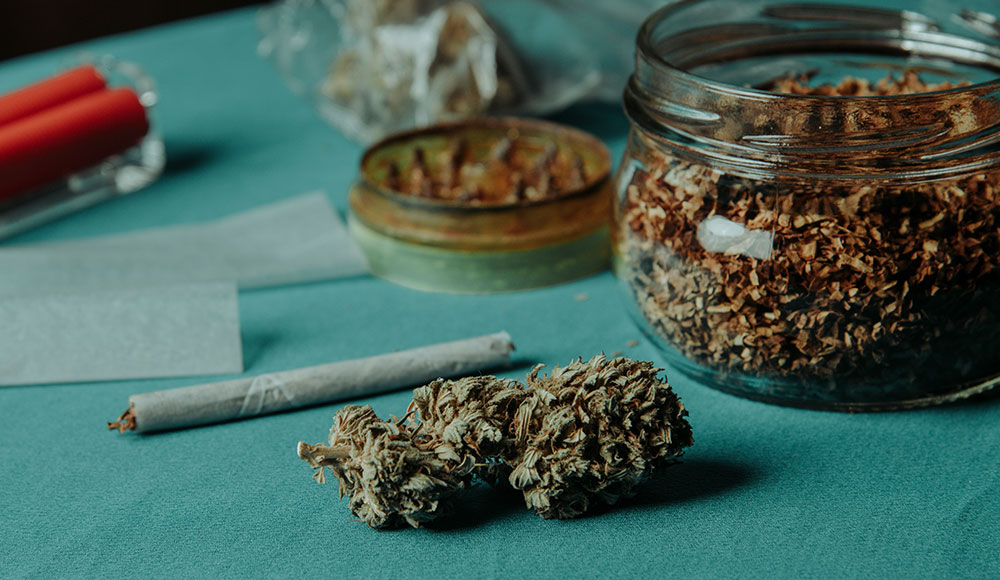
[298,355,693,529]
[508,355,693,519]
[297,405,474,529]
[408,375,527,484]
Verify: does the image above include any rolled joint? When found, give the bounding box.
[106,405,137,433]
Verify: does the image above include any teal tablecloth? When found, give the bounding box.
[1,8,998,579]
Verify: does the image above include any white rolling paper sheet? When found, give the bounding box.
[0,191,369,293]
[0,283,243,386]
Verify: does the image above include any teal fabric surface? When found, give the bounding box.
[1,8,998,579]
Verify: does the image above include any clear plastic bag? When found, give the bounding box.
[257,0,663,142]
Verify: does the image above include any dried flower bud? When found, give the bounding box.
[408,376,527,458]
[408,375,527,484]
[299,357,695,528]
[298,405,474,530]
[507,355,693,519]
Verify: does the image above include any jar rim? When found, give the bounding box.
[636,0,1000,102]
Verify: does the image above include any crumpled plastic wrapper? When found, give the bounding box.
[257,0,662,143]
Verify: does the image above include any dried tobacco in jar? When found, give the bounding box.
[614,0,1000,409]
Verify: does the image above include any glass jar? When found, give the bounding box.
[613,0,1000,410]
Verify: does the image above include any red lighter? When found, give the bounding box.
[0,57,164,240]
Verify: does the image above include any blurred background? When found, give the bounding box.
[1,0,266,60]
